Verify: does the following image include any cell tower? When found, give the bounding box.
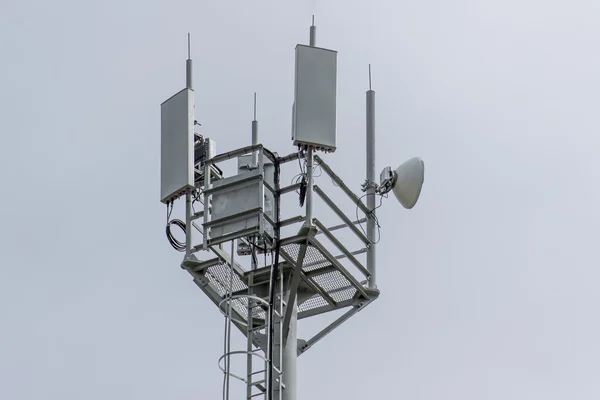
[160,21,424,400]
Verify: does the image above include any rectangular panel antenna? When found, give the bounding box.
[292,45,338,151]
[160,88,194,203]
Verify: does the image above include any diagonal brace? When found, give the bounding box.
[282,227,313,346]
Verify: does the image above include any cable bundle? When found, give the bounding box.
[262,148,281,400]
[166,202,186,252]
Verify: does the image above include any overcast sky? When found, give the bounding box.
[2,0,600,399]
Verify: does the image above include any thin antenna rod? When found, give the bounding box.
[309,15,316,47]
[306,16,316,225]
[184,33,193,258]
[187,33,191,59]
[252,93,258,165]
[186,33,192,89]
[366,69,376,288]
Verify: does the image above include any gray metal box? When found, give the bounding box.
[292,45,337,151]
[236,155,276,254]
[160,88,194,203]
[209,169,264,241]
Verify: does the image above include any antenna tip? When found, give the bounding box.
[187,33,191,59]
[312,15,315,26]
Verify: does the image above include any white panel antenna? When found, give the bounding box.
[292,45,337,152]
[160,88,194,204]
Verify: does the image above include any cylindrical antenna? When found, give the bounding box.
[366,66,376,289]
[305,16,317,226]
[309,15,316,46]
[186,33,193,89]
[252,93,258,145]
[185,33,193,258]
[252,93,259,167]
[250,93,259,266]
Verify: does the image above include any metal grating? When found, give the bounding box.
[281,239,363,314]
[280,242,301,264]
[200,235,368,318]
[302,244,333,272]
[205,262,248,296]
[311,270,349,292]
[329,287,356,303]
[231,297,267,321]
[204,262,266,321]
[298,294,329,312]
[281,242,332,272]
[310,270,356,304]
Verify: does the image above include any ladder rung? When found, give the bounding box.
[248,367,282,380]
[255,384,267,392]
[249,369,266,376]
[249,324,267,332]
[249,392,265,398]
[250,379,266,386]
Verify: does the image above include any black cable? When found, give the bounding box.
[293,152,310,204]
[262,148,281,400]
[297,153,305,175]
[191,187,205,214]
[356,193,386,244]
[251,245,259,267]
[313,158,323,177]
[166,202,186,252]
[251,237,269,253]
[166,219,186,252]
[299,176,307,206]
[291,173,305,195]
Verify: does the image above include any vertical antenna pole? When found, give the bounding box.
[366,65,377,288]
[252,93,259,166]
[186,33,193,89]
[305,16,316,227]
[309,15,316,46]
[305,156,314,227]
[281,292,297,400]
[250,94,259,271]
[185,33,193,257]
[279,18,319,400]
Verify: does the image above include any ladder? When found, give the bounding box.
[219,247,284,400]
[244,265,284,400]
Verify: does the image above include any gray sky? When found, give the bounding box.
[2,0,600,399]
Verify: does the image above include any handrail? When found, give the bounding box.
[314,155,370,215]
